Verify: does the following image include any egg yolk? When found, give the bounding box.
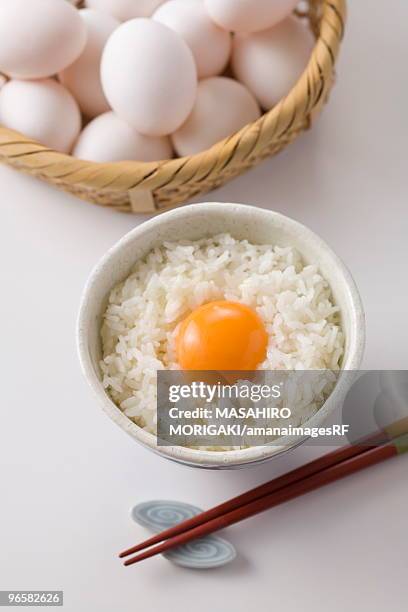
[176,300,268,371]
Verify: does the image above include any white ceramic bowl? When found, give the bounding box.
[77,203,365,469]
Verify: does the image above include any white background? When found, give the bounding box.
[1,1,407,610]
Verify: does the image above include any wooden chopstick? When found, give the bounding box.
[123,433,408,566]
[119,428,387,560]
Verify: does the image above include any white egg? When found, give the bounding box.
[73,112,173,162]
[204,0,299,33]
[153,0,231,79]
[101,19,197,136]
[172,77,260,157]
[59,9,119,118]
[85,0,166,21]
[0,79,81,153]
[232,17,314,109]
[0,0,87,79]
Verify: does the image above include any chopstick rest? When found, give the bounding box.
[131,501,236,569]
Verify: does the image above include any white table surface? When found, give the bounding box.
[1,2,407,610]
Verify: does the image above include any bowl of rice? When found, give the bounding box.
[77,203,365,469]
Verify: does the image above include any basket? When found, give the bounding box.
[0,0,346,213]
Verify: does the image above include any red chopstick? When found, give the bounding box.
[123,434,408,566]
[120,420,408,562]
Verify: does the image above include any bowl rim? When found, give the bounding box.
[77,202,365,468]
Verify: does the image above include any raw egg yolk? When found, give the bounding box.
[176,300,268,371]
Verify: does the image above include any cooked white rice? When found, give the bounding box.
[100,233,344,442]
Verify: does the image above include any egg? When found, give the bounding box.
[204,0,299,33]
[232,17,314,109]
[0,79,81,153]
[59,9,119,118]
[176,301,268,371]
[0,0,87,79]
[85,0,166,21]
[172,77,260,157]
[73,112,173,162]
[153,0,231,79]
[101,19,197,136]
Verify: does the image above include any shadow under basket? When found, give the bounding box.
[0,0,346,214]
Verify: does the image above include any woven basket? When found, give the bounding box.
[0,0,346,213]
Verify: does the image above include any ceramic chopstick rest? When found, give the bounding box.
[131,500,237,569]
